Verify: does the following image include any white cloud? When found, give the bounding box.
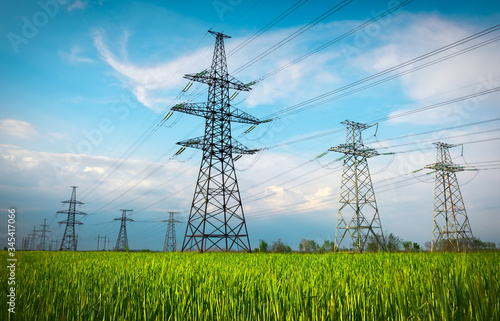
[92,24,342,112]
[0,119,39,139]
[66,0,88,12]
[59,45,93,64]
[351,13,500,125]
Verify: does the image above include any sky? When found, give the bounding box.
[1,0,500,251]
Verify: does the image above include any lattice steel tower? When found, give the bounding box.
[330,120,386,252]
[163,212,181,252]
[114,209,133,251]
[38,219,51,251]
[57,186,86,251]
[425,142,473,251]
[172,30,260,253]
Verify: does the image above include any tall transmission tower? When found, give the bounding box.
[163,212,181,252]
[330,120,386,252]
[97,235,107,251]
[172,30,261,253]
[29,226,41,250]
[114,209,133,251]
[425,142,474,251]
[38,219,51,251]
[57,186,86,251]
[22,237,29,251]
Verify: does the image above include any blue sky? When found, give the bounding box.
[1,0,500,251]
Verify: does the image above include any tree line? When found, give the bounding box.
[253,234,498,253]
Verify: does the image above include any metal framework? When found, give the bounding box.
[57,186,86,251]
[114,209,133,251]
[425,142,473,251]
[29,226,41,251]
[163,212,181,252]
[330,120,386,252]
[22,237,29,251]
[173,31,260,253]
[38,219,50,250]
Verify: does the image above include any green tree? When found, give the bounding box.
[259,240,268,253]
[307,240,318,252]
[320,240,335,252]
[270,239,291,253]
[403,241,412,252]
[386,233,403,252]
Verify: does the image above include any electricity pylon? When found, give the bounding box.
[330,120,386,252]
[57,186,86,251]
[38,219,51,250]
[163,212,181,252]
[172,30,261,253]
[29,226,41,250]
[114,209,133,251]
[425,142,474,252]
[22,237,29,251]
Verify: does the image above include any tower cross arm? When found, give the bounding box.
[424,163,465,172]
[58,220,83,225]
[171,102,210,118]
[61,200,83,205]
[183,73,252,92]
[114,217,134,222]
[57,210,87,215]
[176,137,259,154]
[232,139,260,155]
[329,144,379,158]
[230,107,261,125]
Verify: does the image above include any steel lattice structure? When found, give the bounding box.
[38,219,51,251]
[163,212,181,252]
[425,142,474,251]
[114,209,133,251]
[172,31,260,253]
[57,186,86,251]
[330,120,386,252]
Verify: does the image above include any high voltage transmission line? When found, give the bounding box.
[57,186,86,251]
[425,143,475,252]
[330,121,386,252]
[77,9,499,208]
[49,6,500,250]
[173,31,261,253]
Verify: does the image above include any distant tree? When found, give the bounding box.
[299,239,308,252]
[259,240,268,253]
[270,239,291,253]
[307,240,318,252]
[253,248,259,253]
[403,241,412,252]
[320,240,335,253]
[366,236,381,252]
[424,241,432,251]
[386,233,403,252]
[412,242,420,252]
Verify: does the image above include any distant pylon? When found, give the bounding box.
[29,225,42,250]
[425,142,474,251]
[97,235,107,251]
[57,186,86,251]
[38,219,51,251]
[114,209,133,251]
[330,120,386,252]
[22,237,29,251]
[163,212,181,252]
[172,31,261,253]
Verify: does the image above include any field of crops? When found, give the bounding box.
[1,251,499,320]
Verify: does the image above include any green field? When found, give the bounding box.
[1,251,499,320]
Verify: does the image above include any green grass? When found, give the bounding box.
[1,251,499,320]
